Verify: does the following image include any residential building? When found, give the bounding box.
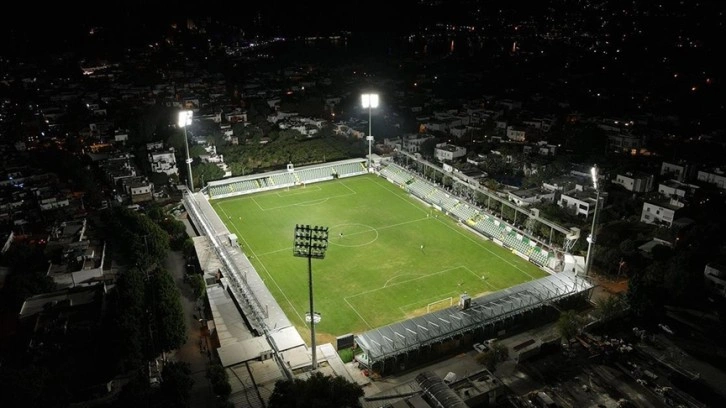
[508,188,555,207]
[608,133,644,153]
[542,176,580,194]
[612,172,654,193]
[640,200,683,227]
[434,143,467,162]
[704,264,726,299]
[148,149,178,176]
[403,135,434,154]
[658,179,698,200]
[506,126,526,142]
[558,190,599,218]
[120,177,154,203]
[660,161,695,182]
[697,169,726,189]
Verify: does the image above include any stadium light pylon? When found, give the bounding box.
[293,224,329,370]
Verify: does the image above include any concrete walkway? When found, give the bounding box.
[165,249,217,408]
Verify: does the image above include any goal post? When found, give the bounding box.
[427,296,453,313]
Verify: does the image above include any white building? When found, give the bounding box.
[508,188,555,207]
[148,150,178,176]
[660,161,694,182]
[658,179,698,199]
[506,126,526,142]
[434,143,467,162]
[704,264,726,299]
[114,129,129,143]
[613,172,654,193]
[697,169,726,189]
[402,136,434,154]
[558,190,598,218]
[640,200,682,227]
[200,145,232,178]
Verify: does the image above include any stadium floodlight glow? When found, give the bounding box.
[361,93,379,171]
[177,110,193,127]
[361,93,379,109]
[178,110,194,192]
[293,224,329,371]
[585,164,601,277]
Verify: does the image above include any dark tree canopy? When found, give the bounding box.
[268,372,364,408]
[158,361,194,408]
[148,269,187,355]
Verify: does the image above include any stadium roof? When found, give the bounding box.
[355,271,592,365]
[205,158,366,187]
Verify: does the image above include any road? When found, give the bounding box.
[165,249,218,407]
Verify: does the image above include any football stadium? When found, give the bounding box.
[184,157,592,374]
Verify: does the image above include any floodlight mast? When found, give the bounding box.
[178,110,194,191]
[361,93,379,171]
[292,224,329,370]
[585,165,600,277]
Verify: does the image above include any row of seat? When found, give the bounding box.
[207,161,368,198]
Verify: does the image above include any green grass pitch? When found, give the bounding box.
[211,174,547,342]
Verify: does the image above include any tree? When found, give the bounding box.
[475,342,509,371]
[419,138,438,159]
[189,144,207,158]
[102,207,170,269]
[557,310,584,341]
[0,242,55,312]
[182,238,196,261]
[109,267,149,372]
[192,162,225,188]
[148,269,187,356]
[116,371,153,408]
[206,363,232,400]
[158,361,194,408]
[188,273,206,299]
[626,270,664,320]
[268,372,364,408]
[593,296,627,322]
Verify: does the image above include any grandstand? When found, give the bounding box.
[355,270,592,373]
[205,159,367,199]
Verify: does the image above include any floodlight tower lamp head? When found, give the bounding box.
[178,110,193,127]
[361,93,379,108]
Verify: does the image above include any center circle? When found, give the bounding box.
[329,223,379,247]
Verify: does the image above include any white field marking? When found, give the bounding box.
[363,175,538,281]
[344,297,373,329]
[460,265,499,291]
[274,185,323,197]
[329,223,379,248]
[217,204,305,324]
[364,177,430,216]
[344,266,466,301]
[383,273,425,288]
[296,198,330,207]
[252,191,356,211]
[397,291,459,315]
[335,179,358,195]
[254,216,430,257]
[433,217,537,280]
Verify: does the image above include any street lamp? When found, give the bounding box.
[585,164,601,277]
[361,93,379,171]
[292,224,329,371]
[178,110,194,191]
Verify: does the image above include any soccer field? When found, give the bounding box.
[211,174,547,342]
